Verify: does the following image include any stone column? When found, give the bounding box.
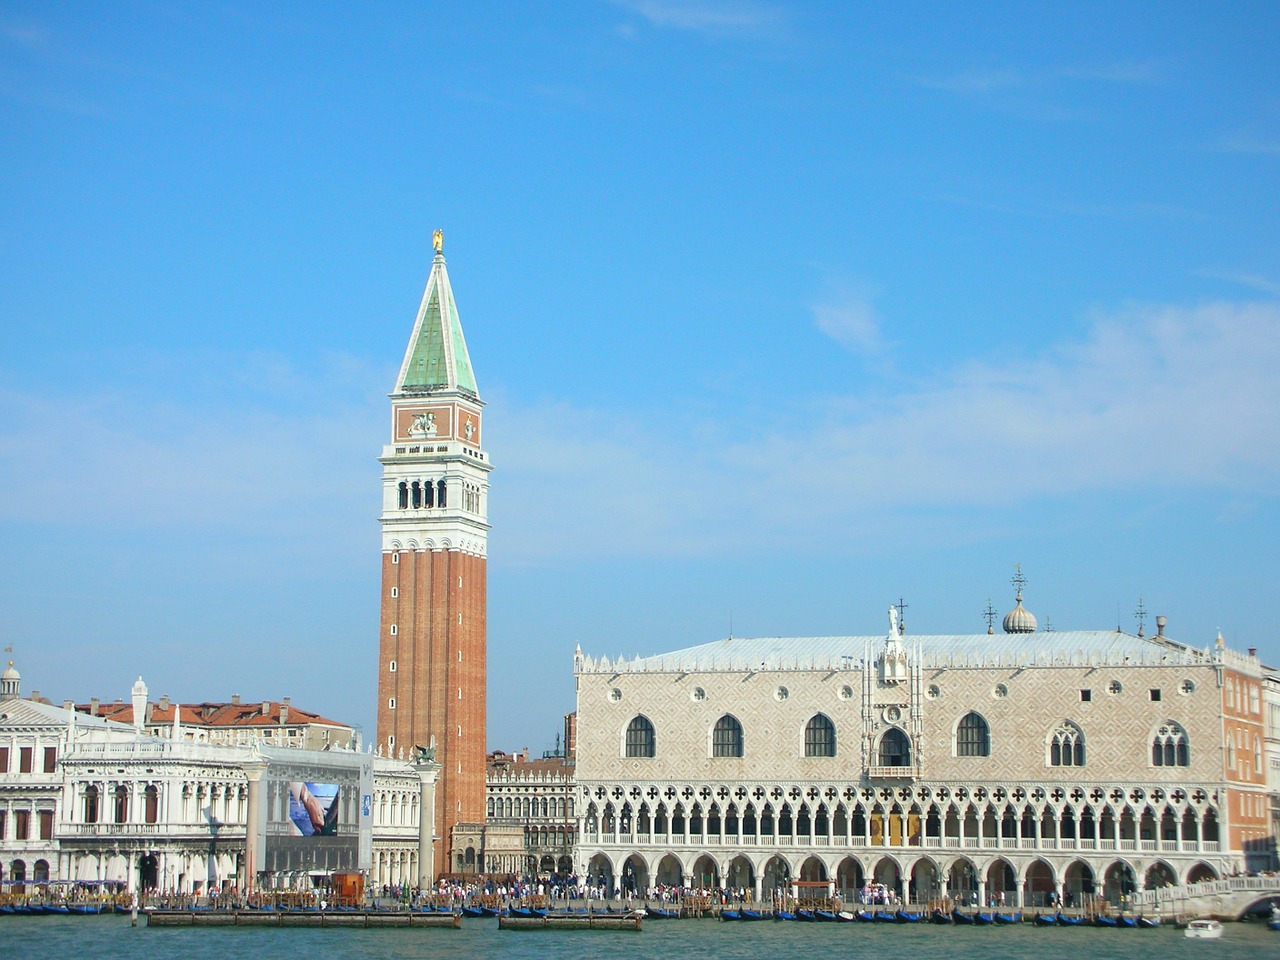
[413,757,441,889]
[242,760,268,893]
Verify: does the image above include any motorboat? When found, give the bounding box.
[1184,918,1223,939]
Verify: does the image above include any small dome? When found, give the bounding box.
[1003,597,1037,634]
[1,661,18,681]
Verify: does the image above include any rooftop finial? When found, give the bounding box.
[1134,597,1147,637]
[432,229,444,255]
[983,599,997,635]
[1011,563,1027,601]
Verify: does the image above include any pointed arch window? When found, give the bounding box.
[712,715,743,757]
[956,712,990,757]
[804,714,836,757]
[625,716,655,758]
[1049,721,1085,767]
[1151,722,1189,767]
[878,727,911,766]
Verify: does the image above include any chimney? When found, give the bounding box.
[1248,647,1257,658]
[90,697,100,716]
[145,702,155,724]
[283,696,291,706]
[1155,616,1167,637]
[159,695,170,711]
[30,690,40,702]
[262,700,271,716]
[231,693,240,705]
[62,700,74,711]
[280,702,289,725]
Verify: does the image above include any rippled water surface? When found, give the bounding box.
[3,914,1277,960]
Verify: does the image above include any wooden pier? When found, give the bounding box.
[498,912,643,931]
[145,909,461,928]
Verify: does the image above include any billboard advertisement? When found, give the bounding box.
[252,747,373,877]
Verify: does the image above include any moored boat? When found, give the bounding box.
[1184,918,1223,939]
[645,905,678,919]
[1033,913,1058,926]
[929,909,953,924]
[1136,916,1160,928]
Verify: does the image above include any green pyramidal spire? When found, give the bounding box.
[395,236,479,397]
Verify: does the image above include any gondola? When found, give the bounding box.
[1057,913,1086,926]
[993,911,1020,924]
[895,909,923,923]
[795,909,816,921]
[720,909,741,921]
[460,905,486,918]
[508,906,546,919]
[1117,915,1137,928]
[973,911,993,925]
[1093,915,1118,927]
[645,905,678,919]
[855,910,875,922]
[873,910,897,922]
[951,908,975,924]
[815,909,838,922]
[1033,913,1058,926]
[741,908,767,920]
[929,909,953,924]
[836,910,858,922]
[1136,916,1160,928]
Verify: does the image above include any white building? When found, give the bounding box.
[573,594,1275,907]
[0,664,439,894]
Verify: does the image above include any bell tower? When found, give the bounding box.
[376,231,491,879]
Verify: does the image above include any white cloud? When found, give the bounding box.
[914,69,1025,96]
[613,0,783,38]
[812,289,885,355]
[492,301,1280,560]
[1212,134,1280,156]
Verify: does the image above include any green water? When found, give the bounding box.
[3,914,1276,959]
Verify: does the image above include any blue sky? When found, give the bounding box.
[1,1,1277,753]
